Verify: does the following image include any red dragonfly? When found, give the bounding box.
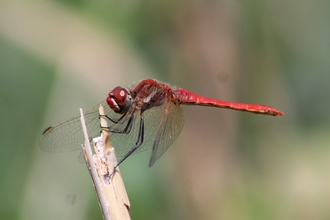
[40,79,283,167]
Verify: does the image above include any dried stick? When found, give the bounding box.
[80,106,130,220]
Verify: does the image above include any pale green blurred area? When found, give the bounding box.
[0,0,329,219]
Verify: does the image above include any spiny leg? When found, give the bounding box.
[101,111,135,134]
[115,114,145,168]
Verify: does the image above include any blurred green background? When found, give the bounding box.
[1,0,329,219]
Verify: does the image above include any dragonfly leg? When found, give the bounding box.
[110,113,135,134]
[101,113,126,124]
[115,115,145,167]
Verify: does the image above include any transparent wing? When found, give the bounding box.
[148,101,185,167]
[40,96,185,166]
[39,100,171,161]
[39,101,116,152]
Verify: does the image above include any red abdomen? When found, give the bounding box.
[173,89,283,116]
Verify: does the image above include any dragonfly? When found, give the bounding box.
[40,79,283,167]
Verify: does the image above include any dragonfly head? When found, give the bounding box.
[107,86,132,114]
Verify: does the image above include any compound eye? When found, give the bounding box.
[106,87,131,114]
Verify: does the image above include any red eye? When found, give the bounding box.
[106,87,131,114]
[114,87,127,101]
